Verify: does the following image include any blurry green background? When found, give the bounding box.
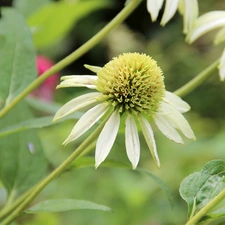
[1,0,225,224]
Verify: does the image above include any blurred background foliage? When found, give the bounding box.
[1,0,225,224]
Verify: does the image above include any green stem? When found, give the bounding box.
[0,0,142,119]
[0,187,35,220]
[174,59,220,97]
[0,114,110,225]
[185,188,225,225]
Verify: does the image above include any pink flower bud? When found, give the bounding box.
[31,55,59,101]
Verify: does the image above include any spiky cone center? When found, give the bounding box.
[95,53,165,115]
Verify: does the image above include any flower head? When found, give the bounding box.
[54,53,195,169]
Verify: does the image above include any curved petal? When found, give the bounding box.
[160,102,196,140]
[164,91,190,113]
[63,104,109,145]
[138,115,160,167]
[125,115,140,169]
[187,11,225,43]
[219,48,225,81]
[181,0,199,34]
[214,26,225,45]
[160,0,179,26]
[146,0,164,22]
[95,111,120,168]
[53,92,102,121]
[84,64,102,73]
[57,75,97,89]
[153,113,184,144]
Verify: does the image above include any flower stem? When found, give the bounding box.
[174,59,220,97]
[185,188,225,225]
[0,114,110,225]
[0,0,142,119]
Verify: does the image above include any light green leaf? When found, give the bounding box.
[13,0,50,18]
[0,113,81,138]
[0,101,47,198]
[137,168,174,209]
[0,8,37,106]
[28,0,111,48]
[0,116,54,137]
[71,158,173,208]
[25,199,113,213]
[179,159,225,218]
[200,207,225,223]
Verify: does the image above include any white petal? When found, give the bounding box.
[181,0,199,34]
[214,26,225,45]
[95,111,120,168]
[146,0,164,22]
[164,91,190,113]
[125,115,140,169]
[187,11,225,43]
[219,48,225,81]
[160,102,196,140]
[57,75,97,89]
[53,92,102,121]
[154,113,184,144]
[63,104,109,145]
[160,0,179,26]
[138,115,160,167]
[84,64,102,73]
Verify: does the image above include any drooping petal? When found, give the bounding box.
[125,115,140,169]
[95,111,120,168]
[179,0,199,34]
[187,11,225,43]
[164,91,190,113]
[153,113,184,144]
[214,26,225,45]
[57,75,97,89]
[63,104,109,145]
[160,0,179,26]
[219,48,225,81]
[146,0,164,22]
[84,64,102,73]
[160,102,196,140]
[53,92,102,121]
[138,115,160,167]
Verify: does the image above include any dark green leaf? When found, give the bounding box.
[0,8,37,105]
[25,199,113,213]
[179,160,225,218]
[0,101,47,199]
[28,0,111,48]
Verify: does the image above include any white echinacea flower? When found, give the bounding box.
[53,53,195,169]
[186,11,225,81]
[147,0,199,33]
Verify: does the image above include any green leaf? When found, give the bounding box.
[0,8,37,106]
[28,0,111,48]
[137,168,174,209]
[0,101,47,199]
[13,0,50,18]
[71,157,173,208]
[0,116,54,137]
[179,159,225,218]
[0,112,82,138]
[25,199,113,213]
[200,207,225,223]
